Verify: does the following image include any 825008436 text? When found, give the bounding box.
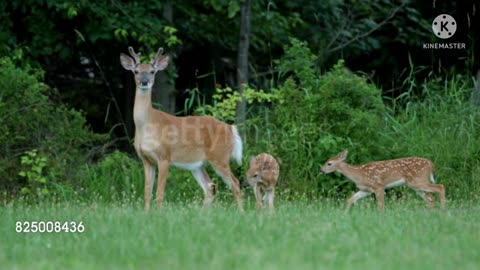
[15,221,85,233]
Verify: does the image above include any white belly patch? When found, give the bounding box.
[385,179,405,189]
[171,161,204,171]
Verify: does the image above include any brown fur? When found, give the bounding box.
[246,153,280,212]
[320,150,446,212]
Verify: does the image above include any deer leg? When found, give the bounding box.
[424,183,446,209]
[191,168,216,208]
[416,191,435,208]
[211,162,243,211]
[422,184,445,209]
[266,188,275,214]
[374,188,385,211]
[202,168,217,206]
[143,161,156,212]
[155,160,169,209]
[345,191,371,213]
[254,184,262,211]
[409,180,446,209]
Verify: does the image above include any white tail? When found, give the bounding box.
[120,47,243,211]
[231,125,242,165]
[320,150,446,212]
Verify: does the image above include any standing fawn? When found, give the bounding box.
[120,47,243,211]
[244,153,280,213]
[320,150,446,212]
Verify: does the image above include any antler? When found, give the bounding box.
[128,46,141,64]
[150,48,164,64]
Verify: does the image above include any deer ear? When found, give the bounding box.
[120,54,135,71]
[261,156,272,171]
[153,55,169,71]
[339,150,348,161]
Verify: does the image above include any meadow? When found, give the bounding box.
[1,198,479,270]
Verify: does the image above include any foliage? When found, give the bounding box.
[277,38,318,90]
[182,38,479,202]
[18,150,49,198]
[0,1,478,203]
[381,72,480,200]
[0,57,106,200]
[264,40,386,197]
[80,151,144,202]
[193,85,284,122]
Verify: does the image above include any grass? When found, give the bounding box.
[1,199,479,270]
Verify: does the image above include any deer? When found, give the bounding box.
[120,47,243,211]
[243,153,280,213]
[320,150,446,212]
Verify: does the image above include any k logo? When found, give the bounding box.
[432,14,457,39]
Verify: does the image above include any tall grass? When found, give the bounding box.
[382,74,480,200]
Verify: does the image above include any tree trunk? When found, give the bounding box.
[152,0,176,114]
[235,0,251,124]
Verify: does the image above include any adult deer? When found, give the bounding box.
[120,47,243,211]
[320,150,446,212]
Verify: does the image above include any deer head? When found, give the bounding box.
[120,47,169,91]
[244,156,262,188]
[320,150,348,174]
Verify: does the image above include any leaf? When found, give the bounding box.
[67,7,78,19]
[37,177,47,184]
[227,1,240,19]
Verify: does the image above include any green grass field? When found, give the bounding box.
[1,200,479,270]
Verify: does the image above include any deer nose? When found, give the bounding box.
[140,80,149,86]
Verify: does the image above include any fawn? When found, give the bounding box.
[244,153,280,213]
[320,150,446,212]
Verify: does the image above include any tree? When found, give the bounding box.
[236,0,251,124]
[153,0,176,114]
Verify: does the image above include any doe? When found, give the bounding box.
[120,47,243,211]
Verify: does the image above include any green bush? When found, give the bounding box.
[266,41,386,198]
[0,57,106,201]
[81,151,144,202]
[184,39,480,202]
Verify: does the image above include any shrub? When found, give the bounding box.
[80,151,144,202]
[0,57,106,201]
[269,43,386,198]
[183,38,480,202]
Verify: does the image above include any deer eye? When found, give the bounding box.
[327,162,332,166]
[150,71,155,75]
[253,173,258,178]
